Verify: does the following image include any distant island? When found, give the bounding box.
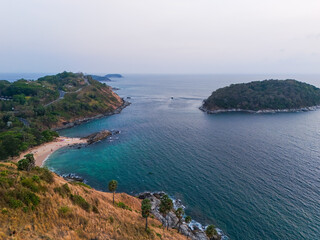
[201,79,320,113]
[105,74,123,78]
[90,74,123,81]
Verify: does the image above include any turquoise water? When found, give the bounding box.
[45,74,320,240]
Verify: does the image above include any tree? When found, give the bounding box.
[141,198,152,231]
[2,135,21,157]
[108,180,118,205]
[205,224,218,240]
[185,216,192,224]
[17,153,35,171]
[159,195,173,230]
[185,216,192,239]
[175,207,184,233]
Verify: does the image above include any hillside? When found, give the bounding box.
[0,162,187,240]
[201,79,320,112]
[0,72,124,160]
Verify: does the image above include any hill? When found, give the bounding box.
[201,79,320,113]
[90,74,123,82]
[105,74,123,78]
[0,162,187,240]
[0,72,124,160]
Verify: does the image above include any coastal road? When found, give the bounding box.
[44,90,66,107]
[44,76,90,107]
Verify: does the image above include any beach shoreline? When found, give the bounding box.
[14,137,87,167]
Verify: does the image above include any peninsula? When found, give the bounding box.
[201,79,320,113]
[0,71,124,160]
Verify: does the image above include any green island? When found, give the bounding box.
[0,72,124,160]
[201,79,320,113]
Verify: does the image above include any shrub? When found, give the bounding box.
[1,208,8,214]
[0,176,14,188]
[17,154,35,171]
[92,205,99,214]
[109,216,114,223]
[116,201,132,211]
[71,181,92,189]
[54,183,71,197]
[17,189,40,206]
[32,175,40,183]
[40,168,54,184]
[21,178,39,192]
[58,206,72,218]
[70,194,90,212]
[8,198,23,209]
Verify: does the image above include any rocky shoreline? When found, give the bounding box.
[52,99,130,131]
[137,192,222,240]
[199,105,320,114]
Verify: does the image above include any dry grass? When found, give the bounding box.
[0,163,186,240]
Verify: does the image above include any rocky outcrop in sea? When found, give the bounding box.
[137,192,221,240]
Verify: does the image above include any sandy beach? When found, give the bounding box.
[15,137,87,166]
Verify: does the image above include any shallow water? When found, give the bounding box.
[44,74,320,240]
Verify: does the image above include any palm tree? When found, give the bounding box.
[185,216,192,224]
[108,180,118,205]
[159,195,173,230]
[205,224,217,240]
[185,216,192,239]
[141,199,152,231]
[175,207,184,233]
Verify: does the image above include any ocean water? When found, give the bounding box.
[41,74,320,240]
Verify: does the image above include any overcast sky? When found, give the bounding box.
[0,0,320,74]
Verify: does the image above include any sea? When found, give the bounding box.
[2,73,320,240]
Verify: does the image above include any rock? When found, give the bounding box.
[63,173,84,182]
[136,192,209,240]
[84,130,112,144]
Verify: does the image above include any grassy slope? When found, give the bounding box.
[0,163,186,240]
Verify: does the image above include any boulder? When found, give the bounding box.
[84,130,112,144]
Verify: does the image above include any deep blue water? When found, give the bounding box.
[41,74,320,240]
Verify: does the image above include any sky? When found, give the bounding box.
[0,0,320,74]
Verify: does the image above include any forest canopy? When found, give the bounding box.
[202,80,320,111]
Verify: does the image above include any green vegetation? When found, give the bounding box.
[92,205,99,214]
[141,198,152,231]
[202,79,320,111]
[0,72,122,160]
[185,215,192,224]
[58,206,72,218]
[116,201,132,211]
[175,207,184,233]
[39,167,54,184]
[0,163,46,211]
[17,153,35,171]
[71,181,92,189]
[159,194,173,230]
[54,183,71,197]
[108,180,118,205]
[205,224,218,240]
[70,194,91,212]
